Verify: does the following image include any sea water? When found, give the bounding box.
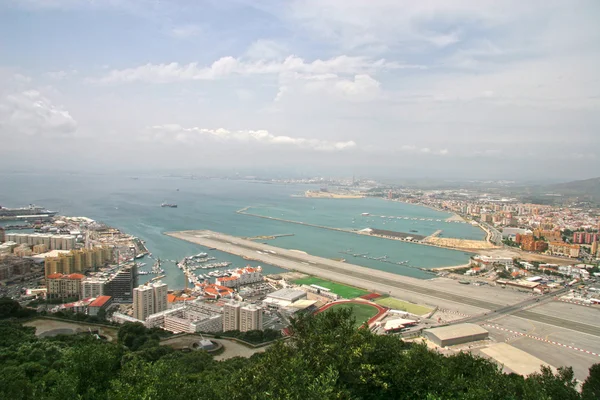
[0,172,478,288]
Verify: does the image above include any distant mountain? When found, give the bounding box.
[545,177,600,200]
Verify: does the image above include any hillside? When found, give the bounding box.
[546,177,600,201]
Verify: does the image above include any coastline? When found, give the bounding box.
[384,198,489,242]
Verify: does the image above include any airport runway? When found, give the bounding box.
[514,310,600,337]
[167,230,504,309]
[167,230,600,336]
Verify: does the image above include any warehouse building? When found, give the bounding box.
[424,324,489,347]
[263,288,307,308]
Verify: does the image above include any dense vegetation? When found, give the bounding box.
[218,328,282,344]
[0,297,599,399]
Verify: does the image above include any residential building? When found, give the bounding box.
[240,304,263,332]
[133,285,153,321]
[517,234,548,252]
[44,246,113,277]
[133,281,167,321]
[573,232,599,244]
[13,245,33,257]
[533,229,562,242]
[81,278,106,299]
[104,264,137,303]
[6,233,76,250]
[548,242,581,258]
[32,244,48,254]
[152,281,168,315]
[215,266,263,288]
[223,301,241,332]
[0,227,5,243]
[222,301,263,332]
[160,302,223,333]
[0,257,33,280]
[46,273,85,299]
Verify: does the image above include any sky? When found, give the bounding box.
[0,0,599,180]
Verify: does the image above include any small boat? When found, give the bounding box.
[161,203,178,208]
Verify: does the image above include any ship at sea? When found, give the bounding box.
[160,203,178,208]
[0,204,57,220]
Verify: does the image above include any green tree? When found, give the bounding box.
[582,363,600,400]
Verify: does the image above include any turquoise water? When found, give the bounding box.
[0,173,477,289]
[248,196,484,240]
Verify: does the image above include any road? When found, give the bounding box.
[512,310,600,337]
[166,230,600,336]
[449,286,600,337]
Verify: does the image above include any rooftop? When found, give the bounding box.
[424,323,488,341]
[288,299,318,310]
[267,288,307,301]
[89,295,112,308]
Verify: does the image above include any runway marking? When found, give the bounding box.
[484,324,600,357]
[556,299,597,308]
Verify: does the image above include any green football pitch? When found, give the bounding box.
[324,303,380,327]
[293,276,369,298]
[375,297,433,315]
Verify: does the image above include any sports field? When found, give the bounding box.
[375,297,433,315]
[293,276,369,298]
[325,303,381,327]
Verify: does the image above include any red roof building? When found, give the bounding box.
[88,295,112,316]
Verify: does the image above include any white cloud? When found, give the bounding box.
[245,40,288,60]
[334,74,380,98]
[45,70,78,80]
[144,125,356,152]
[427,31,461,47]
[0,90,77,137]
[275,73,382,102]
[399,144,448,155]
[94,55,416,84]
[168,24,202,39]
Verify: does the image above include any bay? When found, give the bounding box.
[0,172,477,289]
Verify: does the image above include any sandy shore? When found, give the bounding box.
[304,190,364,199]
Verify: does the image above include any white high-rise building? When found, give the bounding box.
[133,285,154,321]
[133,281,168,321]
[240,304,263,332]
[152,282,168,314]
[223,301,263,332]
[81,278,106,299]
[222,302,241,332]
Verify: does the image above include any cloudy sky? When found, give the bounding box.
[1,0,598,180]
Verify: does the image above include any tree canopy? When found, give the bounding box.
[0,307,597,400]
